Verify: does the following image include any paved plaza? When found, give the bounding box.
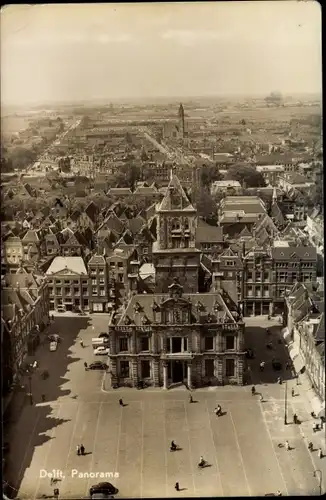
[4,314,325,499]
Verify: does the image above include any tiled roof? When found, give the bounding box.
[108,187,132,195]
[85,201,99,222]
[134,186,158,195]
[127,217,146,235]
[46,256,87,275]
[98,213,124,235]
[116,291,237,327]
[196,220,223,243]
[88,254,106,266]
[21,230,40,243]
[271,246,317,261]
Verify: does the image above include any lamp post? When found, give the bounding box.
[313,469,322,496]
[28,375,33,405]
[284,380,288,425]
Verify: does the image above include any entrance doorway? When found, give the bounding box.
[170,360,185,383]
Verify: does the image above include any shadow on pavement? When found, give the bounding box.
[3,316,92,499]
[244,320,296,385]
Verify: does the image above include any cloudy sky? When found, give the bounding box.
[1,2,322,105]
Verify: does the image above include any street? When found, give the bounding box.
[4,315,325,499]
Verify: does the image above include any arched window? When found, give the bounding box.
[171,218,180,230]
[184,219,189,230]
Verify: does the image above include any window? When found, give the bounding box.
[226,260,235,266]
[82,287,88,296]
[118,274,124,283]
[247,272,253,281]
[64,280,70,284]
[99,278,105,285]
[92,287,98,295]
[279,272,287,282]
[109,261,115,267]
[82,279,88,285]
[120,361,130,378]
[92,279,97,285]
[263,286,269,297]
[227,271,233,278]
[205,336,214,350]
[140,336,149,351]
[225,359,235,377]
[247,285,253,297]
[256,273,262,282]
[143,247,148,254]
[264,272,269,281]
[118,262,123,268]
[99,268,104,275]
[56,288,62,296]
[279,287,286,297]
[119,337,128,352]
[226,336,235,350]
[65,287,71,295]
[100,289,105,296]
[205,359,214,377]
[56,279,62,285]
[73,280,79,285]
[172,238,181,249]
[256,288,262,297]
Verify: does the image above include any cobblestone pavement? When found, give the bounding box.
[3,314,325,499]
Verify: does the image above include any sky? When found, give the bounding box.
[0,2,322,106]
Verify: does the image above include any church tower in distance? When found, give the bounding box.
[178,103,185,139]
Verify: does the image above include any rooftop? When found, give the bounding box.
[45,256,87,275]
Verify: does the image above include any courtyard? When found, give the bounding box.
[4,315,325,498]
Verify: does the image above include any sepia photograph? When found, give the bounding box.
[1,1,323,499]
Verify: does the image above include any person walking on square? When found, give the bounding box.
[119,398,123,407]
[76,445,80,456]
[189,394,193,403]
[260,394,264,402]
[318,448,323,459]
[251,386,256,396]
[285,440,290,451]
[291,388,295,397]
[260,361,265,372]
[293,413,298,424]
[80,339,84,348]
[84,362,88,370]
[175,482,180,492]
[80,444,85,456]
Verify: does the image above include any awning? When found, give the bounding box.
[292,353,305,374]
[288,344,299,361]
[282,328,291,343]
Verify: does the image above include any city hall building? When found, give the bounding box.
[108,174,246,388]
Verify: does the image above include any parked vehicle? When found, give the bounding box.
[94,347,110,356]
[89,483,118,496]
[92,338,109,348]
[99,333,109,339]
[88,362,107,370]
[49,341,58,352]
[48,334,61,343]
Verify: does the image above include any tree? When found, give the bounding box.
[225,164,265,188]
[200,164,222,186]
[196,188,218,225]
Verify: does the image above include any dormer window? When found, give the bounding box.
[152,301,160,312]
[141,315,151,325]
[133,302,143,313]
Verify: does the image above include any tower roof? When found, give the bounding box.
[157,174,196,212]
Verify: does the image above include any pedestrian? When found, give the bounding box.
[277,377,282,385]
[84,362,88,370]
[80,339,84,348]
[80,444,85,456]
[41,394,46,402]
[308,441,313,451]
[291,388,295,397]
[53,488,59,498]
[318,448,323,459]
[293,413,298,424]
[51,314,54,321]
[260,394,264,402]
[276,490,282,496]
[76,445,80,456]
[285,440,290,451]
[175,482,180,492]
[189,394,193,403]
[251,386,256,396]
[260,361,265,372]
[119,398,123,407]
